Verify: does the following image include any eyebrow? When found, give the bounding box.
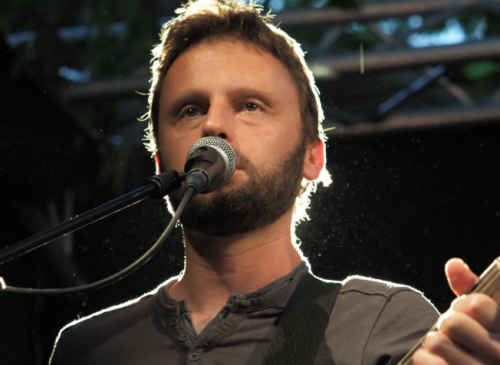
[228,86,275,103]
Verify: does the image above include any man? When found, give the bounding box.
[50,1,500,364]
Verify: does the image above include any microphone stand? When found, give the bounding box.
[0,170,183,266]
[0,136,234,294]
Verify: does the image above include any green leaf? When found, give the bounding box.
[462,61,500,80]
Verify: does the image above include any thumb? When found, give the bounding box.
[445,258,479,297]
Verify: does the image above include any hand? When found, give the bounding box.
[413,258,500,364]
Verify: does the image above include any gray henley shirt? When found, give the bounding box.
[50,262,439,365]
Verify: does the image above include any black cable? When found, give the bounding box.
[0,187,195,295]
[0,170,182,266]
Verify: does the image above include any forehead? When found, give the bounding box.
[161,37,300,103]
[172,35,283,71]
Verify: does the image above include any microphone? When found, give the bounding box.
[184,137,237,194]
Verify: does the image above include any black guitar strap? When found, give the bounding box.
[261,272,341,365]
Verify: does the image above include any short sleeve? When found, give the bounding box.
[361,289,439,365]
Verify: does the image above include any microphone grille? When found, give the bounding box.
[187,137,237,183]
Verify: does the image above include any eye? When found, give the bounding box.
[180,107,200,118]
[243,102,260,112]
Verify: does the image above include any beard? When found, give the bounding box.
[167,137,306,237]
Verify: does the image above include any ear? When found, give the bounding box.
[154,153,162,174]
[302,139,325,181]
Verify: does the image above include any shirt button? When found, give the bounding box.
[169,317,179,326]
[188,353,200,361]
[178,333,189,342]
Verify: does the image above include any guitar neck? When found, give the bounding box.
[398,256,500,365]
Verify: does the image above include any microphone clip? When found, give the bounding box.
[146,170,184,199]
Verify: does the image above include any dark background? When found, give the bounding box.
[1,0,499,364]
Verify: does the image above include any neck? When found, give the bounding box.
[168,211,302,313]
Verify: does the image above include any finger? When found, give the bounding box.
[423,331,482,365]
[445,258,478,297]
[412,348,448,365]
[438,309,500,363]
[451,294,500,332]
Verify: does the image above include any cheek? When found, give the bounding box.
[160,150,187,172]
[158,127,207,173]
[157,133,186,171]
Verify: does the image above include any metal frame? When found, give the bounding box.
[274,0,499,26]
[9,0,500,133]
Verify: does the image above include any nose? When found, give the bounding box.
[202,100,234,141]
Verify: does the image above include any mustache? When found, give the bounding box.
[234,149,251,170]
[158,145,254,173]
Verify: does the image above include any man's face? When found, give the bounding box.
[157,38,309,235]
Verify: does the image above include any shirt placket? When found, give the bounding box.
[169,298,247,364]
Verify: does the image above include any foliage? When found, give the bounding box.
[2,0,499,194]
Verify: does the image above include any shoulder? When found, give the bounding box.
[318,275,439,365]
[340,275,437,304]
[334,274,439,319]
[49,277,178,365]
[315,273,438,310]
